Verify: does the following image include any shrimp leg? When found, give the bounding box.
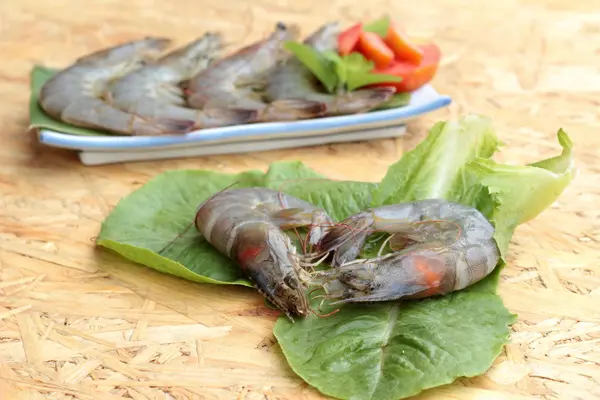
[268,207,335,249]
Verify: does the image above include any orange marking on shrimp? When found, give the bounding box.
[412,255,445,296]
[237,246,263,271]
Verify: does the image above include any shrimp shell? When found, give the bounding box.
[39,37,195,136]
[186,22,326,122]
[264,22,397,116]
[194,187,335,320]
[105,32,258,129]
[311,199,501,304]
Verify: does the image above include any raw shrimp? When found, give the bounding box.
[39,37,195,136]
[105,32,257,129]
[186,22,326,122]
[194,187,335,320]
[311,199,500,304]
[264,22,396,116]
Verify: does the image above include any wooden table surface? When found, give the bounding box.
[1,0,599,399]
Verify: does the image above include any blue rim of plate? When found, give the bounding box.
[37,85,451,151]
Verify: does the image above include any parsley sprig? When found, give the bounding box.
[283,41,402,94]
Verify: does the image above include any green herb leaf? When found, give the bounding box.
[317,49,402,92]
[373,93,411,110]
[341,52,402,91]
[363,15,391,37]
[29,65,108,136]
[284,41,338,93]
[322,50,348,88]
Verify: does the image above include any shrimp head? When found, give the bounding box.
[231,222,309,318]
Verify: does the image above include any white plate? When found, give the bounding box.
[78,124,407,165]
[36,84,451,152]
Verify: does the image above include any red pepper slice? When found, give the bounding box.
[338,23,362,56]
[369,43,441,92]
[357,31,395,68]
[383,25,424,65]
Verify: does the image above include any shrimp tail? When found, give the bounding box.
[45,96,196,136]
[195,107,259,128]
[256,99,327,122]
[315,210,375,267]
[326,87,397,115]
[141,117,196,136]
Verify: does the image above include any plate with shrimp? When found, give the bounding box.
[29,22,451,157]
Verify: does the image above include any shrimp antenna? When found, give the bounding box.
[306,286,326,297]
[307,287,341,318]
[309,307,340,318]
[156,180,241,255]
[315,295,339,315]
[156,221,195,255]
[197,180,241,211]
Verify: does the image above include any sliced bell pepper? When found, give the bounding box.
[369,43,441,92]
[338,23,362,56]
[383,24,424,65]
[357,31,395,68]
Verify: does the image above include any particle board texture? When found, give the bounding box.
[0,0,599,399]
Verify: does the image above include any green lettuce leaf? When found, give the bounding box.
[273,114,575,400]
[466,128,575,255]
[263,161,378,222]
[29,65,108,136]
[95,160,376,285]
[372,114,502,207]
[96,169,265,286]
[275,292,516,400]
[373,93,411,110]
[96,115,575,400]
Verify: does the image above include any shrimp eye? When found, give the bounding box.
[283,274,298,290]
